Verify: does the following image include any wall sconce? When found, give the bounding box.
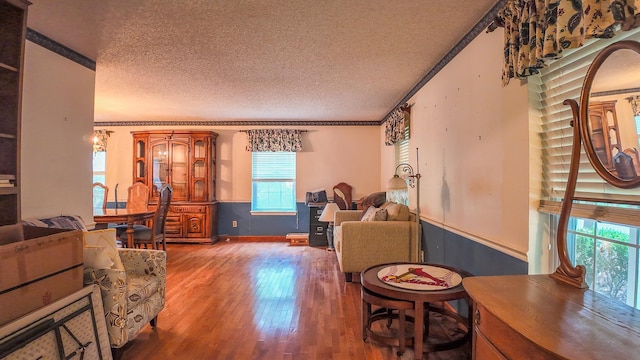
[318,202,340,251]
[386,147,422,262]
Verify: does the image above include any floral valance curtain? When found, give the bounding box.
[628,95,640,115]
[498,0,640,86]
[93,129,111,152]
[384,107,408,146]
[245,129,303,152]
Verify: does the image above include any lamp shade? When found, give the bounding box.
[387,175,408,190]
[318,202,340,223]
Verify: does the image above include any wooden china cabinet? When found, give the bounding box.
[132,131,219,243]
[0,0,29,226]
[587,100,620,172]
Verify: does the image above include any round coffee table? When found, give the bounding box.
[361,262,472,360]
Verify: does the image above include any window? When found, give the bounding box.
[635,115,640,148]
[395,123,410,165]
[92,151,106,184]
[553,215,640,309]
[251,152,296,213]
[390,117,411,205]
[93,151,106,211]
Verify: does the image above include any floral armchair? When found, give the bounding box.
[82,229,166,350]
[21,216,167,353]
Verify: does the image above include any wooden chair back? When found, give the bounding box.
[127,182,150,212]
[92,182,109,212]
[623,147,640,175]
[153,185,173,251]
[333,182,353,210]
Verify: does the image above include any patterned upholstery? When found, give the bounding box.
[84,236,166,349]
[22,215,166,349]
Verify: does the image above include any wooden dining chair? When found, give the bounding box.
[119,185,173,251]
[112,182,151,245]
[92,182,109,212]
[127,182,150,211]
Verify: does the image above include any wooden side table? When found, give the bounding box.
[362,287,415,356]
[361,262,472,360]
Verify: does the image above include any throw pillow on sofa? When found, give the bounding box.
[381,202,410,221]
[359,192,387,219]
[83,229,125,270]
[361,206,388,221]
[83,246,114,269]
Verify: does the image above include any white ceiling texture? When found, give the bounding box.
[26,0,503,125]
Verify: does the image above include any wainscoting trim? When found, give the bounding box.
[421,216,528,262]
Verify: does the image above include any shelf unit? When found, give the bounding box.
[0,0,29,226]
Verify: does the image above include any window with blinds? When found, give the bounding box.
[92,151,106,212]
[251,152,296,213]
[396,114,410,165]
[534,28,640,225]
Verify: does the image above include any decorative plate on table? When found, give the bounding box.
[377,264,463,291]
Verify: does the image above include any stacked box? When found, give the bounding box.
[0,226,83,325]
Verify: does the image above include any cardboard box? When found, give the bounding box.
[0,226,83,325]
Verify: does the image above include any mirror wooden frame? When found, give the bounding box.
[551,40,640,288]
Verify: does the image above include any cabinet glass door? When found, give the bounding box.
[151,142,168,197]
[171,141,188,200]
[192,138,207,201]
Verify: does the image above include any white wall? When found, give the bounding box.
[381,30,535,262]
[21,41,96,223]
[19,30,547,268]
[96,125,382,203]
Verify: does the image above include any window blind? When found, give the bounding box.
[396,116,410,165]
[252,152,296,180]
[535,28,640,224]
[251,152,296,212]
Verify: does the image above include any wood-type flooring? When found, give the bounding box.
[118,241,471,359]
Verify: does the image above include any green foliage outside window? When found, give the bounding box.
[574,226,630,303]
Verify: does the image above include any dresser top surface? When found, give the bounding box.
[463,275,640,359]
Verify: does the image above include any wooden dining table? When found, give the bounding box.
[93,208,155,248]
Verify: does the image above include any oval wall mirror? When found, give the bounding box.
[580,40,640,188]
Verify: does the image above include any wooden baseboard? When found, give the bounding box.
[222,236,288,242]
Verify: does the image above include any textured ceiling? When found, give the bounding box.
[26,0,501,123]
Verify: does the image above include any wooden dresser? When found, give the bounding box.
[132,130,219,243]
[463,275,640,359]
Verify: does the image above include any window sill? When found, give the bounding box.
[250,211,297,216]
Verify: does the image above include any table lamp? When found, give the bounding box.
[318,202,340,251]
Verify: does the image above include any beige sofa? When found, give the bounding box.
[333,208,420,282]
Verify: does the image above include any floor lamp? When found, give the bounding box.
[386,147,422,262]
[319,202,340,251]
